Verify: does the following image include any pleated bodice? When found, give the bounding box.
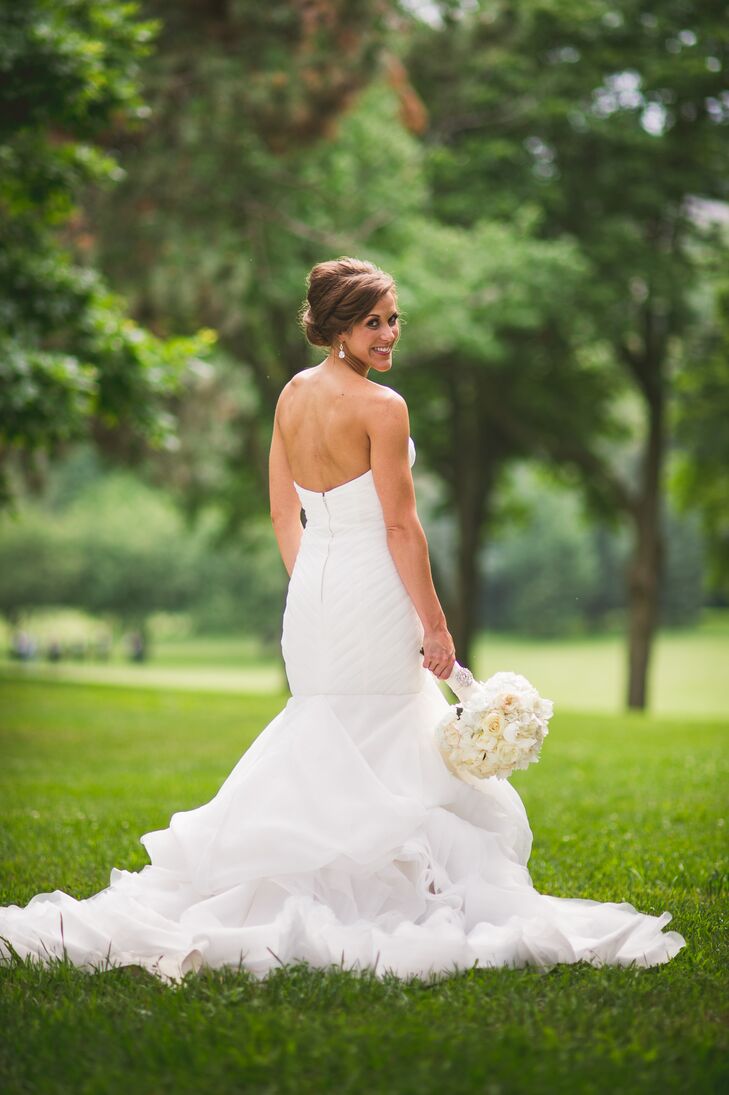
[282,437,425,696]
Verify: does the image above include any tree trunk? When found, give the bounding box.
[449,367,492,668]
[626,359,665,709]
[452,472,484,667]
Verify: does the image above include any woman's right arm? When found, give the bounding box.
[368,393,455,681]
[269,397,303,577]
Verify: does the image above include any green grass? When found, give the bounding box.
[473,618,729,718]
[0,677,727,1094]
[4,612,729,718]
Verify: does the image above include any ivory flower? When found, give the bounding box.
[435,669,552,782]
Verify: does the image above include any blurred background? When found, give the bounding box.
[1,0,728,716]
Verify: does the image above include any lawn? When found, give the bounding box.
[0,676,727,1094]
[3,611,729,717]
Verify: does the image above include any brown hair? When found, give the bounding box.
[299,257,396,348]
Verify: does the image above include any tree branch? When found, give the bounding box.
[495,403,637,517]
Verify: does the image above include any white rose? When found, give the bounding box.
[498,691,520,714]
[503,719,520,744]
[537,698,553,720]
[495,739,519,768]
[441,723,461,749]
[479,709,504,736]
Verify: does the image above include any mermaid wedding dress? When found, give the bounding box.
[0,437,685,981]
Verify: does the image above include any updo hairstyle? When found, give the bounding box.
[300,257,396,348]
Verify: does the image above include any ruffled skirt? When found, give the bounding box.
[0,675,685,981]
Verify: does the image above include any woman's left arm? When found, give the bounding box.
[269,408,303,577]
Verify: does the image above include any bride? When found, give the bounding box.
[0,257,685,981]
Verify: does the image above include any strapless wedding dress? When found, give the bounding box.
[0,437,685,981]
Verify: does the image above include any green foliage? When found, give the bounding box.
[90,2,407,358]
[0,441,705,648]
[146,0,392,152]
[389,215,623,499]
[0,0,157,144]
[91,67,428,525]
[0,0,215,507]
[84,0,726,689]
[481,465,705,636]
[402,0,729,695]
[0,509,78,622]
[3,0,726,699]
[672,281,729,592]
[405,0,729,454]
[0,677,726,1093]
[0,469,189,625]
[0,256,213,450]
[0,449,288,637]
[394,212,586,359]
[484,471,603,637]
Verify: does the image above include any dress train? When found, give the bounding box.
[0,437,685,980]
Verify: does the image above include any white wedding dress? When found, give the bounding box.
[0,437,685,981]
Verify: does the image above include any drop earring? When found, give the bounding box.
[338,342,345,359]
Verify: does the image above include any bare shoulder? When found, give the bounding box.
[281,367,316,394]
[291,366,318,383]
[364,384,410,436]
[275,369,315,416]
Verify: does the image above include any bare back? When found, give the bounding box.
[276,364,389,492]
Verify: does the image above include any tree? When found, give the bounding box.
[405,0,729,707]
[0,0,213,508]
[84,0,424,527]
[85,1,623,670]
[79,0,726,701]
[388,214,620,660]
[0,512,78,626]
[672,279,729,595]
[0,453,289,645]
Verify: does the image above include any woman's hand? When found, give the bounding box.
[420,627,456,681]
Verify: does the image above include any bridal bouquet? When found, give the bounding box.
[431,658,553,782]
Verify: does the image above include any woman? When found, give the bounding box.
[0,257,684,981]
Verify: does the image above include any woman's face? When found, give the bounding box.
[340,289,400,373]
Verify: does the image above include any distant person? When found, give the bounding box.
[9,631,36,661]
[128,631,146,663]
